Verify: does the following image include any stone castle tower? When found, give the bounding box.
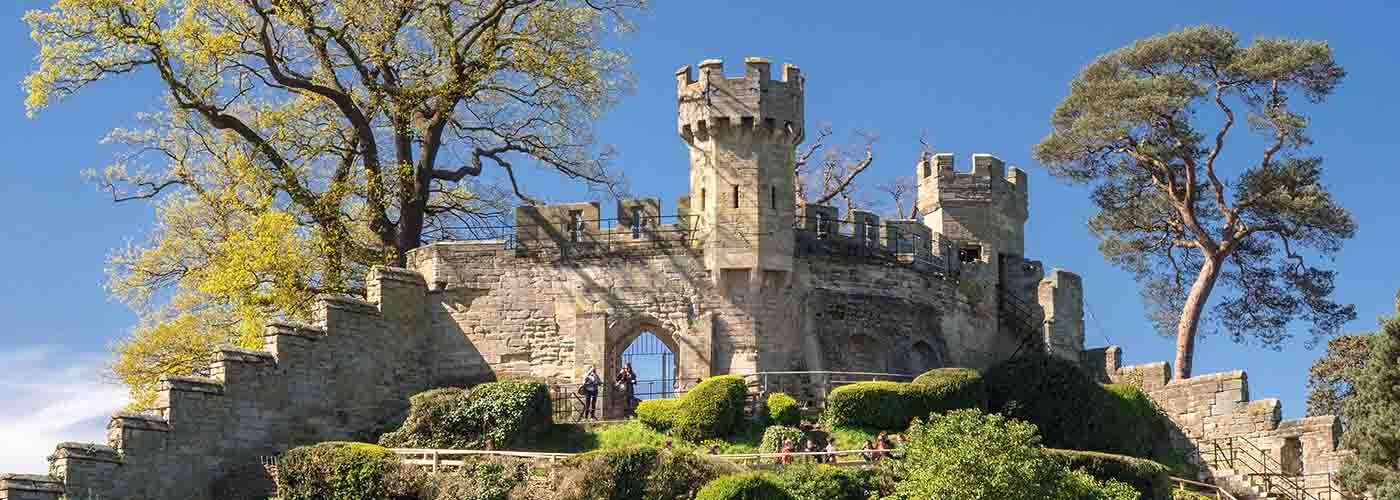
[917,152,1030,277]
[677,58,802,279]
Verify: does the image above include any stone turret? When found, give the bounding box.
[916,153,1029,268]
[677,57,803,280]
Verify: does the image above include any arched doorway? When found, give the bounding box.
[907,341,943,374]
[619,331,679,401]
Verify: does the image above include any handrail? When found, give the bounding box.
[1171,476,1240,500]
[389,447,896,473]
[1203,437,1355,500]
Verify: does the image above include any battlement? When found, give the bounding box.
[917,153,1029,203]
[677,57,805,143]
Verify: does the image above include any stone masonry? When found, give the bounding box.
[1083,346,1353,493]
[2,58,1088,500]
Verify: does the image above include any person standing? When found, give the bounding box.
[803,437,819,464]
[580,366,602,420]
[824,439,838,464]
[616,362,639,415]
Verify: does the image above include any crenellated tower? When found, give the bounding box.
[677,58,803,281]
[916,152,1029,273]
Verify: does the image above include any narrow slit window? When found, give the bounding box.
[770,186,777,209]
[731,184,739,209]
[701,188,706,210]
[630,206,642,239]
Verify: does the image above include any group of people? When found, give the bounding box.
[578,363,639,420]
[774,431,901,465]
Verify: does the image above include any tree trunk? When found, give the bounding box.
[1175,256,1223,380]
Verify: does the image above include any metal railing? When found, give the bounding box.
[438,215,700,256]
[1171,476,1241,500]
[997,284,1045,358]
[549,378,697,422]
[793,216,955,278]
[390,448,891,473]
[1202,437,1355,500]
[742,371,918,411]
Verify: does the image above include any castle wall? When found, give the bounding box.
[1083,346,1352,490]
[13,268,434,500]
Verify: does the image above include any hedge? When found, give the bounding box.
[771,464,870,500]
[984,353,1161,456]
[276,442,419,500]
[379,380,551,450]
[1046,448,1172,500]
[759,426,806,454]
[911,368,988,411]
[696,472,794,500]
[557,446,737,500]
[637,398,681,431]
[674,375,749,442]
[766,393,800,427]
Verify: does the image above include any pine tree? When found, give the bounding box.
[1338,291,1400,499]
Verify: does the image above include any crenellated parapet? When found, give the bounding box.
[917,153,1030,264]
[1,266,435,500]
[677,58,804,143]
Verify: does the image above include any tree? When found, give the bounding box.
[1307,334,1372,418]
[1032,25,1356,379]
[794,124,877,214]
[1338,294,1400,499]
[26,0,640,406]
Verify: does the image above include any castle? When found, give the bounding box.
[0,58,1349,500]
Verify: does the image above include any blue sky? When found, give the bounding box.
[1,0,1397,473]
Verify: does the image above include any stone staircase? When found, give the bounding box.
[1209,468,1280,500]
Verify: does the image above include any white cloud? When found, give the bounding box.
[0,346,128,474]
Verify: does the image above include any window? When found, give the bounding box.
[568,210,584,242]
[701,188,706,210]
[815,212,829,239]
[958,246,981,263]
[770,186,777,209]
[731,184,739,209]
[630,206,642,239]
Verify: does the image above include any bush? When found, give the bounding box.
[893,409,1138,500]
[912,368,988,411]
[771,464,869,500]
[422,457,529,500]
[766,393,800,427]
[277,442,420,500]
[985,353,1161,456]
[1099,384,1160,458]
[1046,449,1171,500]
[696,472,794,500]
[378,388,472,449]
[379,381,551,450]
[637,398,681,431]
[759,426,806,454]
[557,446,738,500]
[674,375,749,442]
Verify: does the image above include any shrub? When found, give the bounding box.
[1046,449,1171,500]
[766,393,800,427]
[1099,384,1160,458]
[379,381,551,450]
[893,409,1138,500]
[912,367,988,411]
[696,472,794,500]
[423,457,529,500]
[277,442,420,500]
[557,446,738,500]
[378,387,472,449]
[985,353,1162,456]
[636,398,681,431]
[759,426,806,454]
[771,464,868,500]
[674,375,749,442]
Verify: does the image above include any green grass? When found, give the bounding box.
[825,425,881,451]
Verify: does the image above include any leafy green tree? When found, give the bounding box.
[1033,25,1356,379]
[1307,334,1372,418]
[24,0,641,406]
[894,409,1137,500]
[1338,294,1400,499]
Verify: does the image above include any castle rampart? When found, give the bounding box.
[2,57,1097,500]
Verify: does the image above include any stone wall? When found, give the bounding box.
[1083,346,1352,490]
[0,268,433,500]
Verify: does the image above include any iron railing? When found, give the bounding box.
[438,215,701,256]
[1171,476,1241,500]
[549,378,696,422]
[792,216,956,278]
[742,371,918,411]
[998,284,1045,358]
[1202,436,1355,500]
